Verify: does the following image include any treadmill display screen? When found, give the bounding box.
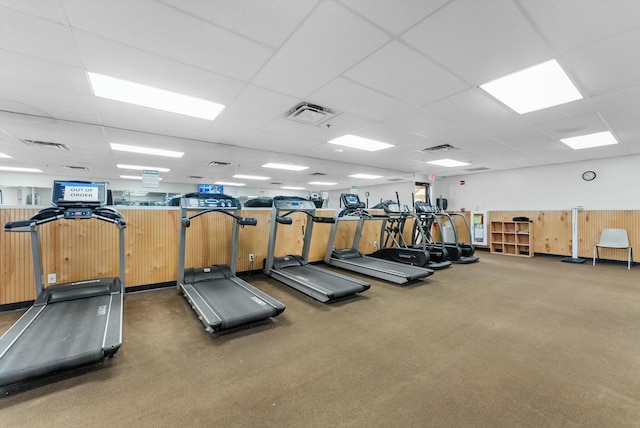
[52,181,107,207]
[342,194,360,207]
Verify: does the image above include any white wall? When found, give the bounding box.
[437,154,640,211]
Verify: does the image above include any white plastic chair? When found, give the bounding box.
[593,228,632,270]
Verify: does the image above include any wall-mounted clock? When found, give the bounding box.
[582,171,596,181]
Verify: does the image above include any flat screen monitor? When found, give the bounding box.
[52,180,107,207]
[341,193,362,208]
[198,184,224,194]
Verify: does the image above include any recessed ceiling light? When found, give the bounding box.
[308,181,337,186]
[87,72,225,120]
[480,59,582,114]
[0,166,42,173]
[262,163,309,171]
[281,186,305,190]
[427,159,471,167]
[215,181,246,187]
[349,173,383,179]
[328,134,394,151]
[232,174,270,180]
[110,143,184,158]
[560,131,619,150]
[117,164,170,172]
[0,153,12,158]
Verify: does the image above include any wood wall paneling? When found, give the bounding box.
[2,208,638,306]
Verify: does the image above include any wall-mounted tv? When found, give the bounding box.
[198,184,224,194]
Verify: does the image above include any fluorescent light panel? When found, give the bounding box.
[87,72,225,120]
[117,164,170,172]
[560,131,619,150]
[232,174,270,180]
[110,143,184,158]
[349,173,383,179]
[328,134,394,152]
[0,153,12,158]
[0,166,42,172]
[281,186,305,190]
[427,159,470,167]
[215,181,246,187]
[262,163,309,171]
[308,181,337,186]
[480,59,582,114]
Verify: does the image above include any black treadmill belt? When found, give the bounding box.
[278,265,367,298]
[0,295,111,387]
[191,279,279,329]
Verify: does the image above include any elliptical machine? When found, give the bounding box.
[412,194,478,264]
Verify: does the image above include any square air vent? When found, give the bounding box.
[189,175,206,179]
[286,102,338,126]
[387,178,404,182]
[309,172,328,176]
[22,139,71,151]
[270,182,283,185]
[465,167,490,172]
[420,144,456,153]
[207,160,231,166]
[63,165,89,171]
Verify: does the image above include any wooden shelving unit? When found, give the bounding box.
[490,221,533,257]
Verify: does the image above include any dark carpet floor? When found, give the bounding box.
[1,252,639,427]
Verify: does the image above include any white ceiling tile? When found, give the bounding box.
[251,1,390,97]
[520,0,640,54]
[74,32,245,104]
[487,123,561,156]
[0,78,99,122]
[561,29,640,96]
[92,98,216,140]
[216,85,299,129]
[343,41,468,105]
[0,6,81,66]
[535,113,608,140]
[383,108,457,138]
[263,112,370,144]
[339,0,448,34]
[160,0,317,48]
[402,0,553,84]
[62,0,273,81]
[425,89,515,129]
[0,50,88,93]
[309,77,414,121]
[0,0,67,23]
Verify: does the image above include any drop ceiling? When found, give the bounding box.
[0,0,638,191]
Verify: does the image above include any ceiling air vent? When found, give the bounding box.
[309,172,328,176]
[63,165,89,171]
[207,160,231,166]
[22,139,71,151]
[286,102,338,126]
[387,178,404,182]
[465,167,490,172]
[189,175,206,179]
[270,182,283,185]
[420,144,456,153]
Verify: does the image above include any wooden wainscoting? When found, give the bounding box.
[2,207,637,306]
[489,210,640,262]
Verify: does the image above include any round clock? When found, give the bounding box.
[582,170,596,181]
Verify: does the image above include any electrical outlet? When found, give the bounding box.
[374,241,378,248]
[249,254,254,262]
[48,273,56,284]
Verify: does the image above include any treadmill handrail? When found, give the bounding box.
[185,208,256,226]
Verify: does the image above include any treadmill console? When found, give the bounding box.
[340,193,365,209]
[415,201,439,214]
[183,193,241,209]
[52,180,107,208]
[273,197,317,210]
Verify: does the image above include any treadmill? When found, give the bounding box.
[177,193,285,334]
[0,180,125,395]
[263,196,370,303]
[325,194,434,285]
